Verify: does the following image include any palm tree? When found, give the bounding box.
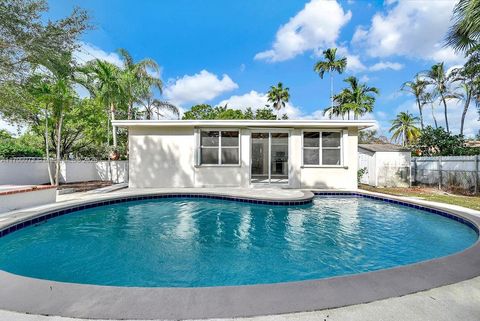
[423,63,452,132]
[140,92,179,120]
[328,76,379,120]
[421,91,439,129]
[314,48,347,108]
[390,112,421,146]
[450,48,480,135]
[445,0,480,52]
[401,76,428,129]
[78,59,124,151]
[267,82,290,112]
[117,48,163,120]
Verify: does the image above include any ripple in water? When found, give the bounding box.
[0,196,476,287]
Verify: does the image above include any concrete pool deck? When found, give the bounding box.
[0,187,479,320]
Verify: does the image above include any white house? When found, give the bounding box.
[113,120,375,189]
[358,144,411,188]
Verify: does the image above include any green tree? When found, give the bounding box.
[267,82,290,112]
[414,126,475,156]
[117,48,163,120]
[445,0,480,52]
[139,93,179,120]
[358,130,388,144]
[389,112,421,146]
[182,104,286,120]
[423,62,453,132]
[78,59,125,154]
[314,48,347,108]
[0,0,88,83]
[401,76,428,129]
[329,76,379,120]
[420,91,439,129]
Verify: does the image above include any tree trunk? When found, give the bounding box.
[441,94,449,132]
[44,109,54,185]
[431,103,438,128]
[460,89,472,136]
[416,98,424,130]
[330,73,334,108]
[54,111,64,186]
[111,103,117,148]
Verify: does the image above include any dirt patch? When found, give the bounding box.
[57,181,112,193]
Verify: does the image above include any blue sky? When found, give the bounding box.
[3,0,479,137]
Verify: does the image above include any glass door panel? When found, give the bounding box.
[251,132,288,184]
[270,133,288,183]
[251,133,269,183]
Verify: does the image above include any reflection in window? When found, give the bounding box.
[303,131,341,166]
[200,130,239,165]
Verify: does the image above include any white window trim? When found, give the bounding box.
[196,128,241,167]
[301,129,346,168]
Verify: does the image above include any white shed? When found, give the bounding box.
[358,144,411,188]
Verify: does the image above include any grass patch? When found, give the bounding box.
[359,185,480,211]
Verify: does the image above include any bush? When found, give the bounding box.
[0,141,43,158]
[413,126,478,156]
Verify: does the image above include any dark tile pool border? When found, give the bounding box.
[314,192,479,234]
[0,193,312,239]
[0,190,479,320]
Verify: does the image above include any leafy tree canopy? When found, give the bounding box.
[182,104,287,120]
[358,130,388,144]
[413,126,479,156]
[0,0,89,83]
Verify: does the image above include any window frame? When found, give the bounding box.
[197,129,241,167]
[301,129,344,167]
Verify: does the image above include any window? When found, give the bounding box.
[200,130,239,165]
[302,131,342,166]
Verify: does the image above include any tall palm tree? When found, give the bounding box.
[450,47,480,135]
[117,48,163,120]
[328,76,379,120]
[267,82,290,112]
[314,48,347,108]
[78,59,124,150]
[421,91,439,129]
[389,112,421,146]
[423,63,452,132]
[401,76,428,129]
[140,92,179,120]
[445,0,480,52]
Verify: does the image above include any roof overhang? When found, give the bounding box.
[112,120,376,130]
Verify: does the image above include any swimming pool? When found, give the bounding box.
[0,195,476,287]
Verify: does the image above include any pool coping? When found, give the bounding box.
[0,188,479,320]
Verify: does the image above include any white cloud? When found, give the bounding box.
[74,42,123,67]
[369,61,403,71]
[254,0,352,62]
[164,70,238,106]
[218,90,303,119]
[352,0,464,64]
[336,47,367,72]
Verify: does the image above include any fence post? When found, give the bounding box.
[438,156,442,190]
[475,155,479,195]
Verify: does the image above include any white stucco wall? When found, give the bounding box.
[376,151,410,187]
[0,160,128,185]
[128,126,359,189]
[0,188,57,214]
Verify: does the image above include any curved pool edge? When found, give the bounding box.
[0,188,479,320]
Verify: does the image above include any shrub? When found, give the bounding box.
[0,141,43,158]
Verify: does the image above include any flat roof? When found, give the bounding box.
[359,144,410,152]
[112,119,376,129]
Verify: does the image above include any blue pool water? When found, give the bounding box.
[0,196,476,287]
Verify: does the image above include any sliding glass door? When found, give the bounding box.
[251,132,288,184]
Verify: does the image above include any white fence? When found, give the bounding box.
[412,155,480,193]
[0,160,128,185]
